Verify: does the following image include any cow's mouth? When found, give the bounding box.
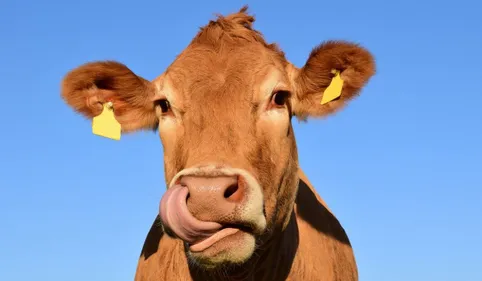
[188,222,256,252]
[159,184,257,253]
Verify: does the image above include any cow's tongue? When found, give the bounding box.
[159,184,222,244]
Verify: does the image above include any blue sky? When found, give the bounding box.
[1,0,481,280]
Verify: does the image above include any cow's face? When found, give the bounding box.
[61,8,375,270]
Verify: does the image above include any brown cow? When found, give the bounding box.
[61,6,375,281]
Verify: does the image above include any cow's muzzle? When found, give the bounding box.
[159,165,266,256]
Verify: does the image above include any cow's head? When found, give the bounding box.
[61,7,375,270]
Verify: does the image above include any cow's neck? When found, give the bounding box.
[188,210,299,281]
[137,173,357,281]
[250,210,299,280]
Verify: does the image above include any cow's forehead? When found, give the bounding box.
[172,43,284,82]
[158,43,289,109]
[153,11,292,112]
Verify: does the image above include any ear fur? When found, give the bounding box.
[61,61,158,133]
[293,40,376,119]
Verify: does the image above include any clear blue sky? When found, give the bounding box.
[1,0,481,280]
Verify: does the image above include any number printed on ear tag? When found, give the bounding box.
[92,102,121,141]
[320,69,344,105]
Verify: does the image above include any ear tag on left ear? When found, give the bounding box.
[92,102,121,141]
[320,69,344,105]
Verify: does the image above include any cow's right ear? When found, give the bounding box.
[290,41,376,119]
[61,61,158,133]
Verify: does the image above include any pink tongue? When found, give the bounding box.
[159,184,222,244]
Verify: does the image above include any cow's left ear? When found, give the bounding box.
[291,41,376,119]
[61,61,158,133]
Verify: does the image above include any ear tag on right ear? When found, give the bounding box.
[92,102,121,141]
[320,69,344,105]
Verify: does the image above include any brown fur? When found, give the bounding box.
[295,40,376,119]
[135,172,357,281]
[60,6,375,281]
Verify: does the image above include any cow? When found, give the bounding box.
[60,6,375,281]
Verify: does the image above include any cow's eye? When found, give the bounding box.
[155,99,171,113]
[271,91,290,107]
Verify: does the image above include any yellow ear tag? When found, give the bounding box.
[92,102,121,141]
[320,69,344,105]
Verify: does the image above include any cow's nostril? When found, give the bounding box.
[224,183,239,199]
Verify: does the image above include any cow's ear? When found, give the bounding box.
[61,61,158,133]
[291,41,376,119]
